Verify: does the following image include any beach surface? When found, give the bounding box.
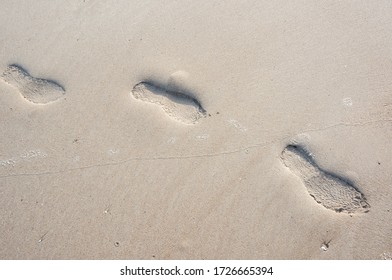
[0,0,391,259]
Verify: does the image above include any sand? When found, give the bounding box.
[0,0,391,259]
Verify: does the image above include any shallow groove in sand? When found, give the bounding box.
[281,145,370,214]
[1,120,391,179]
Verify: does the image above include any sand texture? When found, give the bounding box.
[0,0,392,259]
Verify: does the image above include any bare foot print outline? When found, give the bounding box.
[281,144,370,214]
[1,65,65,104]
[131,81,206,125]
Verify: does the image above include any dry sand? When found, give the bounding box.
[0,0,391,259]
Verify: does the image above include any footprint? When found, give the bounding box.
[1,65,65,104]
[281,145,370,214]
[131,82,206,124]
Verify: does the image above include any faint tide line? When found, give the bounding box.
[1,118,390,179]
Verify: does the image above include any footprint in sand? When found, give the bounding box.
[281,145,370,214]
[1,65,65,104]
[131,82,206,125]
